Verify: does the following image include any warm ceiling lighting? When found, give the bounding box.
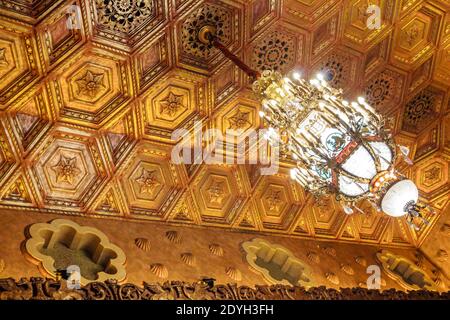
[198,26,435,230]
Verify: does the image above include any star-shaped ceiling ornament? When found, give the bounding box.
[75,70,105,99]
[228,109,251,130]
[208,181,225,205]
[51,155,81,185]
[160,92,185,117]
[135,168,161,195]
[265,190,283,212]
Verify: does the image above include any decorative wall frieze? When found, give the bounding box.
[0,278,448,300]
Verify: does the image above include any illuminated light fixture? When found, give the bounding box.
[197,26,435,230]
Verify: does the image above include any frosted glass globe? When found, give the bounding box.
[381,180,418,217]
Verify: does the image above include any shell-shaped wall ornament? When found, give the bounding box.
[166,231,182,244]
[322,246,336,257]
[436,249,448,262]
[432,270,444,288]
[307,251,320,264]
[181,252,196,266]
[325,272,340,285]
[225,267,242,281]
[340,263,354,275]
[440,224,450,236]
[150,263,168,279]
[209,243,224,256]
[414,251,425,268]
[134,238,151,251]
[355,256,367,267]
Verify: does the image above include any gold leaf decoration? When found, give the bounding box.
[150,263,168,279]
[165,231,182,244]
[340,263,354,275]
[209,243,224,256]
[225,267,242,281]
[0,259,4,274]
[134,238,151,251]
[325,272,339,285]
[180,252,196,266]
[307,251,320,264]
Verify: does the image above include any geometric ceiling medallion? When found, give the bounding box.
[402,87,442,134]
[119,143,183,220]
[250,29,298,74]
[227,108,252,131]
[390,3,444,70]
[159,92,187,119]
[50,48,132,128]
[75,70,106,101]
[28,129,108,211]
[193,165,245,225]
[181,4,231,60]
[254,174,303,231]
[314,50,359,90]
[135,168,161,198]
[141,69,209,141]
[91,0,167,49]
[51,154,81,185]
[176,1,243,73]
[95,0,154,33]
[343,0,394,50]
[364,68,405,113]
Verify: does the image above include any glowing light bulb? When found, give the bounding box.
[316,73,324,81]
[290,169,297,179]
[293,72,301,80]
[259,111,265,117]
[357,96,366,104]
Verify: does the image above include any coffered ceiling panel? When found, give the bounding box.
[0,0,449,249]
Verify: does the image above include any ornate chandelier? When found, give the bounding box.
[197,26,435,230]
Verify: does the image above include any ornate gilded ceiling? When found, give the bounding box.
[0,0,449,248]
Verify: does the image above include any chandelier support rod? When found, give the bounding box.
[200,26,260,81]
